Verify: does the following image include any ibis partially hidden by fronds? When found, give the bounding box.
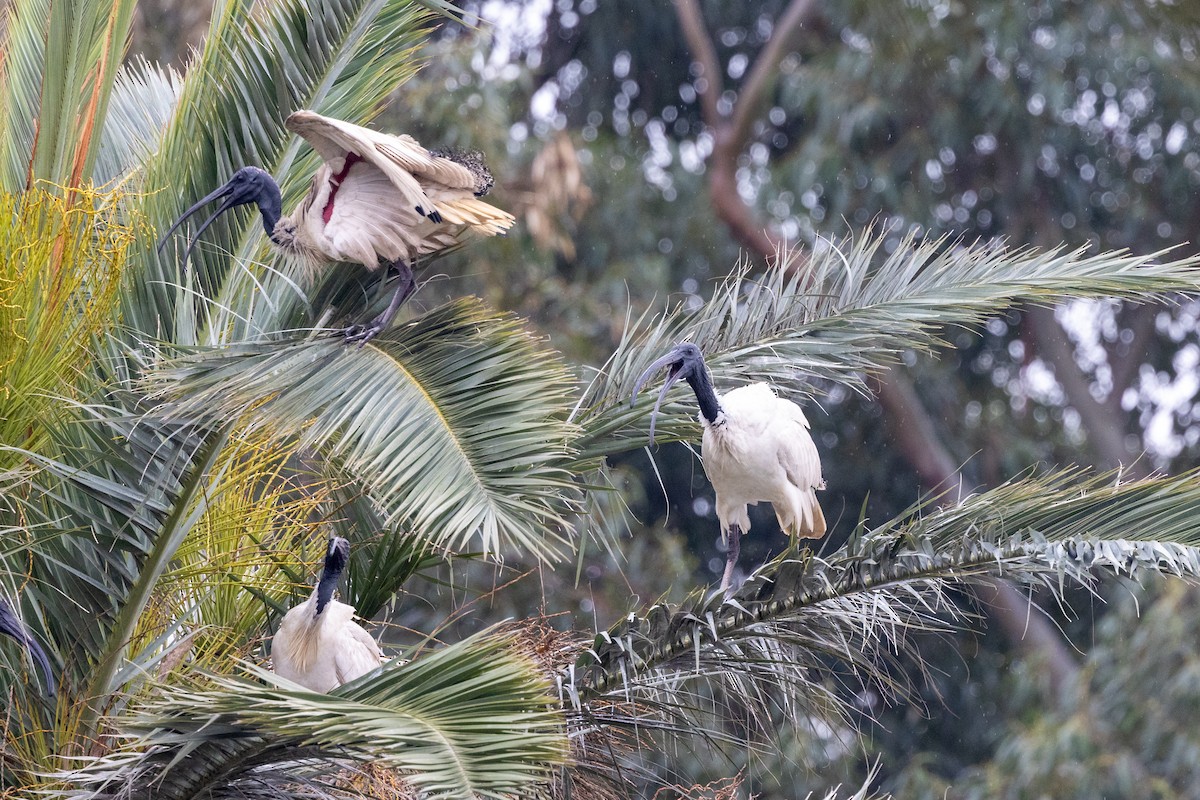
[159,110,515,344]
[0,598,55,697]
[272,537,383,692]
[633,343,826,593]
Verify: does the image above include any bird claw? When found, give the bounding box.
[342,318,386,347]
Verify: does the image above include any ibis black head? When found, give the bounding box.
[0,599,56,698]
[157,167,283,264]
[315,536,351,617]
[630,342,712,441]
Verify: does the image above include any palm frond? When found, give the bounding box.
[577,234,1200,457]
[0,0,137,189]
[147,431,337,673]
[65,631,566,800]
[561,468,1200,757]
[885,466,1200,550]
[145,298,582,562]
[0,0,50,190]
[329,480,446,619]
[93,58,184,187]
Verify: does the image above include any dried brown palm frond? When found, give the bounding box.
[521,132,593,260]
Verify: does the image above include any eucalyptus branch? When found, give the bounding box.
[727,0,818,153]
[671,0,723,129]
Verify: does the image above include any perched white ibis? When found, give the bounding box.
[272,536,383,692]
[632,342,826,593]
[159,110,515,344]
[0,598,55,697]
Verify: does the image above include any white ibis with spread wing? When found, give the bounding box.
[272,536,384,692]
[159,110,515,344]
[632,343,826,593]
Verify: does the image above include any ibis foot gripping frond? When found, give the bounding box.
[343,262,416,346]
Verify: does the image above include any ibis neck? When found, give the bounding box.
[686,369,723,424]
[314,563,342,617]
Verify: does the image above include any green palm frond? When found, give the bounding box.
[578,234,1200,457]
[330,480,447,619]
[0,0,137,190]
[0,0,50,190]
[65,631,566,800]
[563,468,1200,754]
[0,188,128,464]
[149,431,339,671]
[93,59,184,187]
[886,466,1200,549]
[29,421,229,736]
[126,0,444,343]
[145,298,581,561]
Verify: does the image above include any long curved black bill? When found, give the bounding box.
[631,348,687,443]
[157,179,256,265]
[0,600,56,698]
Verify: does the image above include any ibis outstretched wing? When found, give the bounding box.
[286,110,478,195]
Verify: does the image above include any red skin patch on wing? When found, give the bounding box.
[322,152,363,224]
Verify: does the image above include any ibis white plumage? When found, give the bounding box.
[633,342,826,593]
[159,110,515,344]
[272,536,384,692]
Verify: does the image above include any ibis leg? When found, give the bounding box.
[344,262,416,346]
[720,524,742,596]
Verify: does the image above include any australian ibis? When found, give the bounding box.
[0,598,55,697]
[632,342,826,593]
[272,536,384,692]
[159,110,515,344]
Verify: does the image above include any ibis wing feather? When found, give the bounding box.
[376,138,479,190]
[430,194,516,233]
[334,620,385,684]
[286,110,477,192]
[286,110,514,269]
[775,398,826,538]
[285,111,358,162]
[288,112,440,216]
[777,400,824,490]
[310,166,466,266]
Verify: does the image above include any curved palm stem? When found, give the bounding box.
[562,468,1200,750]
